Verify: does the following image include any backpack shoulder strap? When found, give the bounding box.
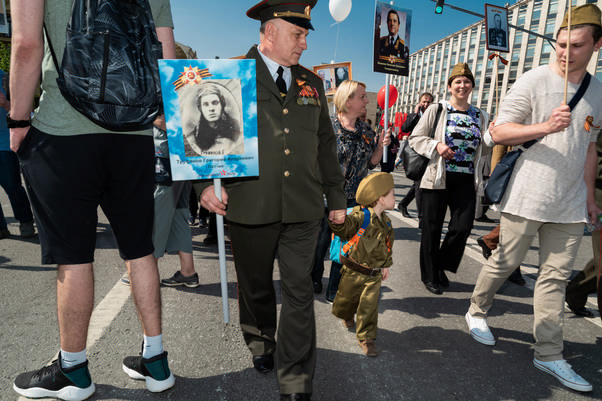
[341,207,371,255]
[43,23,61,76]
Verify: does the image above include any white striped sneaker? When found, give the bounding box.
[533,358,592,392]
[465,312,496,346]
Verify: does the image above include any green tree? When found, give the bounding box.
[0,41,9,72]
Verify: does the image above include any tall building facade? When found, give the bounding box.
[391,0,602,117]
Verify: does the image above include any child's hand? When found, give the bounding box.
[329,209,346,224]
[382,268,389,280]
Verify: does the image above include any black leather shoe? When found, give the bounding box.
[280,393,311,401]
[398,204,411,218]
[424,282,442,295]
[568,304,594,318]
[477,237,492,260]
[252,354,274,374]
[312,280,323,294]
[203,235,217,245]
[507,268,526,286]
[475,215,496,223]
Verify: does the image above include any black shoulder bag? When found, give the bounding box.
[485,73,592,204]
[402,103,443,181]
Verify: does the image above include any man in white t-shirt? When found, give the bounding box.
[465,4,602,393]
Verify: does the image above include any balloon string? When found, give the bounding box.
[333,23,340,63]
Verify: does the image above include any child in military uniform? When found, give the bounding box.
[329,172,395,356]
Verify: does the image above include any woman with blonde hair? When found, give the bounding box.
[315,79,390,302]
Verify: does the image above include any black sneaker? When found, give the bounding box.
[13,357,95,401]
[161,271,200,287]
[122,351,175,393]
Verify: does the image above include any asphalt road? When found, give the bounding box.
[1,170,600,401]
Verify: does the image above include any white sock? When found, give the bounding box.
[60,349,87,368]
[142,334,164,359]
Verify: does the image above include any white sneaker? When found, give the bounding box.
[533,358,592,392]
[465,312,496,346]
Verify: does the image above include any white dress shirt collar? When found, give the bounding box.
[258,47,292,90]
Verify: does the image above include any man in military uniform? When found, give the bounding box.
[379,9,407,60]
[199,1,346,400]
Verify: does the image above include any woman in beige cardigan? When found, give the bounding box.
[409,63,493,295]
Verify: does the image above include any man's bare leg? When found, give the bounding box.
[57,263,94,352]
[126,254,162,336]
[178,251,195,277]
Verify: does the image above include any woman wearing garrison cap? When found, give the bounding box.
[409,63,493,295]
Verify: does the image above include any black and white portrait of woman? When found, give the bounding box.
[180,80,244,157]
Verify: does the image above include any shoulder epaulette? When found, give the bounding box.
[297,64,320,79]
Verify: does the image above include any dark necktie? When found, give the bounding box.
[276,66,287,97]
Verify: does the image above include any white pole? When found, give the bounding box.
[213,178,229,323]
[382,74,390,163]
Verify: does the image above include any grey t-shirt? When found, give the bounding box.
[496,65,602,223]
[33,0,174,136]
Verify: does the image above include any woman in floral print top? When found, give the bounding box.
[332,81,389,202]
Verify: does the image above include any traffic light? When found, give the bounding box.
[435,0,444,14]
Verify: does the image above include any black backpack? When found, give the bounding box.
[44,0,163,131]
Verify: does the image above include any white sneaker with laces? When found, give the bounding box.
[465,312,496,346]
[533,358,592,392]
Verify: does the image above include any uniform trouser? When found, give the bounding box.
[399,180,423,218]
[332,266,382,341]
[469,213,584,361]
[310,209,332,284]
[420,172,475,283]
[566,230,600,309]
[228,219,320,394]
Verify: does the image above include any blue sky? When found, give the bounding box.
[171,0,514,92]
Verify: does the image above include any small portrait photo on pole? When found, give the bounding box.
[0,0,9,35]
[313,62,352,96]
[159,59,258,181]
[373,1,412,76]
[485,4,509,53]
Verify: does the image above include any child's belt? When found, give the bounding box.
[340,255,381,277]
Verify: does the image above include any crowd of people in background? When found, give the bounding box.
[2,0,602,400]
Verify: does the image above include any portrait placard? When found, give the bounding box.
[158,59,258,180]
[0,0,9,36]
[485,4,509,53]
[313,62,352,96]
[373,0,412,76]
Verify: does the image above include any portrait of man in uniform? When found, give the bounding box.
[379,10,407,60]
[489,14,507,47]
[180,80,244,157]
[486,5,509,52]
[373,2,412,76]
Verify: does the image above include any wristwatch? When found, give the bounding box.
[6,114,31,129]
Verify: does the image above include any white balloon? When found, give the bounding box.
[329,0,352,23]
